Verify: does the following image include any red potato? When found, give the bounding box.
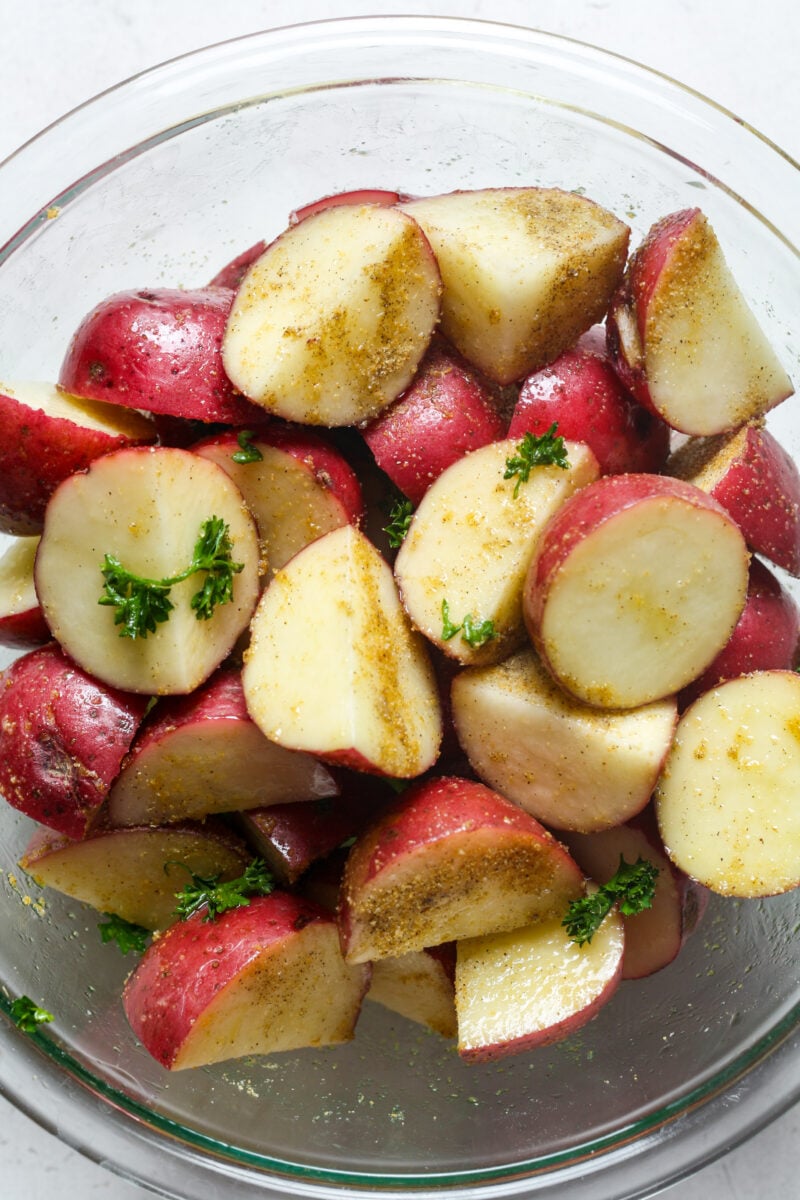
[394,437,599,666]
[606,209,793,435]
[222,204,442,426]
[525,473,750,708]
[106,668,340,828]
[194,424,364,581]
[508,329,670,476]
[666,422,800,577]
[679,557,800,707]
[368,944,457,1038]
[562,815,707,979]
[0,380,155,535]
[238,781,391,886]
[399,188,629,384]
[290,188,402,225]
[0,643,148,837]
[362,338,507,504]
[656,671,800,897]
[338,776,584,964]
[455,899,624,1063]
[35,447,261,695]
[243,524,442,778]
[123,892,371,1069]
[208,240,269,289]
[19,820,250,930]
[0,537,50,649]
[58,287,265,425]
[451,648,677,832]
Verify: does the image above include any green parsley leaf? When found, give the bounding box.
[503,424,570,498]
[441,599,496,648]
[383,497,414,549]
[99,515,244,639]
[231,430,264,464]
[10,995,54,1033]
[172,858,275,922]
[98,913,150,955]
[563,856,659,946]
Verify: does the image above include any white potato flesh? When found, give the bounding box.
[367,951,456,1038]
[243,524,441,777]
[1,380,153,439]
[395,438,598,665]
[20,825,249,930]
[452,649,677,831]
[400,188,629,383]
[106,722,338,827]
[35,447,261,694]
[643,220,793,435]
[655,671,800,896]
[0,536,39,614]
[196,441,351,580]
[174,921,367,1069]
[222,205,441,426]
[456,904,624,1060]
[538,498,749,707]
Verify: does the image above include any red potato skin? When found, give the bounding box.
[524,473,744,639]
[338,776,582,950]
[697,425,800,577]
[238,779,391,885]
[0,605,50,650]
[194,422,365,527]
[208,240,269,290]
[605,210,701,415]
[508,329,669,476]
[679,558,800,707]
[362,338,507,505]
[290,189,402,226]
[123,891,351,1069]
[0,643,148,838]
[562,810,708,980]
[58,288,265,424]
[0,388,155,535]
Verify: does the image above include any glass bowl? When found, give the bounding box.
[0,15,798,1200]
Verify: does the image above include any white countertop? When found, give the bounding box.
[1,1,798,1197]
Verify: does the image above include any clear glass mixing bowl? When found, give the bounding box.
[0,15,797,1200]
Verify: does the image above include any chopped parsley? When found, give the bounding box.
[99,515,244,639]
[172,858,275,922]
[441,599,496,649]
[98,913,150,955]
[383,497,414,549]
[563,856,659,946]
[231,430,264,464]
[10,996,54,1033]
[503,424,570,497]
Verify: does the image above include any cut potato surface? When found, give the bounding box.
[456,902,624,1062]
[367,947,457,1038]
[20,821,251,930]
[35,446,261,694]
[400,187,629,383]
[527,474,750,708]
[395,438,599,666]
[223,204,441,426]
[243,524,441,777]
[123,893,370,1069]
[655,671,800,897]
[452,648,676,831]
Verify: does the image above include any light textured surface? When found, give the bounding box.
[1,0,798,1196]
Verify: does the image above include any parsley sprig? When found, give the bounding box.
[504,424,570,497]
[98,913,150,955]
[99,515,244,639]
[172,858,275,922]
[383,497,414,549]
[563,856,659,946]
[10,995,54,1033]
[441,599,496,649]
[231,430,264,464]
